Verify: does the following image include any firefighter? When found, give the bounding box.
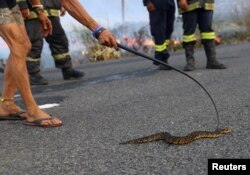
[17,0,84,85]
[143,0,176,70]
[178,0,226,71]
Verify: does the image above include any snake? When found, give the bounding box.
[120,128,232,145]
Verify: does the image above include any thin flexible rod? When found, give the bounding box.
[118,43,220,129]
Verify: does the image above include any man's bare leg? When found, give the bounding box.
[0,54,26,117]
[0,23,62,126]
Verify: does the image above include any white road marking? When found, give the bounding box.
[39,103,60,109]
[13,94,60,109]
[14,94,20,98]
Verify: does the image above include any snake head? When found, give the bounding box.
[219,127,232,134]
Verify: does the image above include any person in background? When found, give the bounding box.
[143,0,176,70]
[18,0,84,85]
[178,0,226,71]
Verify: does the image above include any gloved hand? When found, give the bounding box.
[178,0,188,11]
[146,2,156,12]
[20,8,30,19]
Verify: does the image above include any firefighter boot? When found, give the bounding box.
[183,42,195,71]
[203,40,226,69]
[158,50,172,70]
[62,67,84,80]
[26,61,48,85]
[153,51,162,66]
[54,55,84,80]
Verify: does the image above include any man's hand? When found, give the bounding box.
[146,2,156,12]
[179,0,188,11]
[20,9,30,19]
[37,12,52,37]
[60,6,66,16]
[98,30,118,49]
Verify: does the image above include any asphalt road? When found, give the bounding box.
[0,43,249,175]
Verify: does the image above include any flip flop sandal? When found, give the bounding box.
[23,117,63,128]
[10,111,27,118]
[0,111,27,121]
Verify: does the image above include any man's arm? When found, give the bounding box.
[61,0,117,49]
[61,0,99,31]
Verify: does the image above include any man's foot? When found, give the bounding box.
[153,50,170,66]
[0,112,27,120]
[25,107,62,127]
[23,116,62,127]
[206,62,227,69]
[0,101,62,127]
[153,61,160,65]
[158,65,172,70]
[62,68,84,80]
[29,73,49,85]
[184,64,195,71]
[158,61,172,70]
[0,100,28,119]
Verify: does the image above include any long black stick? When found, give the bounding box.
[118,43,220,129]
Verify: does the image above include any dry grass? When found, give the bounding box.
[229,1,250,41]
[88,45,120,62]
[242,2,250,31]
